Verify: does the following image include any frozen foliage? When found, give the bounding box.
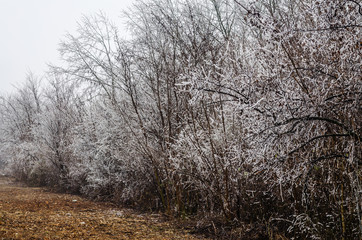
[0,0,360,238]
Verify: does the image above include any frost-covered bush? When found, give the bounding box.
[1,0,360,238]
[64,101,157,207]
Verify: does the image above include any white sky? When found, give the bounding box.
[0,0,135,95]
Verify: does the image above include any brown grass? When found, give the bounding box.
[0,177,205,240]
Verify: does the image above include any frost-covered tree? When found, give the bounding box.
[0,74,43,180]
[1,0,360,238]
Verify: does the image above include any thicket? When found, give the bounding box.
[0,0,361,239]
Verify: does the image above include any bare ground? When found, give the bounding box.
[0,177,206,240]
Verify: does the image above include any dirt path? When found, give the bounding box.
[0,177,203,240]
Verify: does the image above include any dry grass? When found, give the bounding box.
[0,177,205,240]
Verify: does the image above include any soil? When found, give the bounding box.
[0,177,206,240]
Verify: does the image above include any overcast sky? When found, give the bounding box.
[0,0,135,95]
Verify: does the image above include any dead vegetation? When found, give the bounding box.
[0,177,205,240]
